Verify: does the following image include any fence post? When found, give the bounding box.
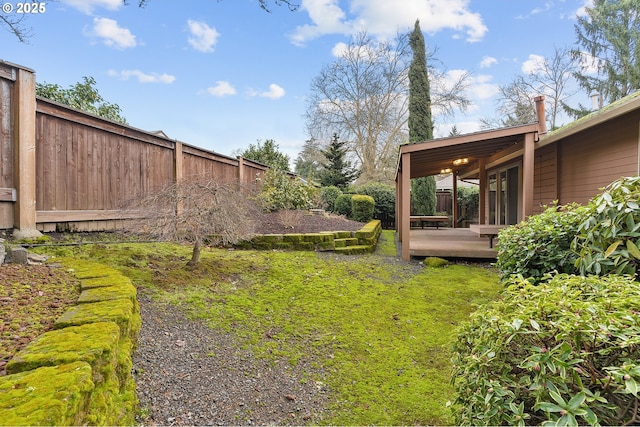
[12,65,41,239]
[238,156,244,185]
[174,141,183,182]
[174,141,183,215]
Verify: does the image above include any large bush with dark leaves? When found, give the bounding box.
[451,273,640,426]
[496,203,586,283]
[572,176,640,276]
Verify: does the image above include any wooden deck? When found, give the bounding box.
[404,228,498,259]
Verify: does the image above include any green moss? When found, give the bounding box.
[37,238,501,425]
[56,258,121,280]
[333,231,353,239]
[6,322,120,375]
[303,233,333,243]
[253,234,283,244]
[282,234,303,243]
[54,299,135,338]
[293,242,314,250]
[334,245,373,255]
[80,275,133,290]
[15,235,51,245]
[316,241,335,251]
[77,283,137,305]
[273,242,294,250]
[0,362,94,426]
[423,257,449,268]
[334,239,347,248]
[375,230,398,257]
[253,242,274,250]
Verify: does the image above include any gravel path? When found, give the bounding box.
[133,289,332,426]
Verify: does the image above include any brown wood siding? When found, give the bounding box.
[0,76,13,228]
[558,112,640,206]
[533,144,558,213]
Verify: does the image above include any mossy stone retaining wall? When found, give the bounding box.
[239,220,382,254]
[0,259,140,426]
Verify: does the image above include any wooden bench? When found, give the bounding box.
[469,224,506,248]
[410,215,450,229]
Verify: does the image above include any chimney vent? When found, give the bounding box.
[534,95,547,134]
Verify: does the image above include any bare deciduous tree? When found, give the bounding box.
[127,177,258,266]
[482,47,577,130]
[527,47,578,129]
[305,31,470,184]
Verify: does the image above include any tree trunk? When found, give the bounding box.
[187,238,201,266]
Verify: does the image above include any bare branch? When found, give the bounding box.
[124,176,258,265]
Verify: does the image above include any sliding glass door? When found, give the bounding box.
[488,164,520,225]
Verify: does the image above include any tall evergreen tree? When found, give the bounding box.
[408,20,437,216]
[571,0,640,104]
[294,138,324,180]
[319,134,359,190]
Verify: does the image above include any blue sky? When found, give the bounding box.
[2,0,593,163]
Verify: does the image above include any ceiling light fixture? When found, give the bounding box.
[440,168,452,174]
[453,158,469,166]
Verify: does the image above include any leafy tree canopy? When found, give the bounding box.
[240,139,291,171]
[36,76,128,124]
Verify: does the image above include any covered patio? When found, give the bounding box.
[395,97,547,261]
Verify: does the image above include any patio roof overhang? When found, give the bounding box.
[396,123,540,179]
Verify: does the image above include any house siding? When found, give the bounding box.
[557,112,639,206]
[533,144,558,213]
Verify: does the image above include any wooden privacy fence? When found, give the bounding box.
[0,60,273,235]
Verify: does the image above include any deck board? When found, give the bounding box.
[405,228,498,259]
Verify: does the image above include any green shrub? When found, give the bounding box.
[572,176,640,276]
[451,273,640,426]
[334,194,353,217]
[257,168,317,211]
[351,195,375,223]
[320,186,343,212]
[457,186,479,221]
[496,203,586,283]
[355,183,395,222]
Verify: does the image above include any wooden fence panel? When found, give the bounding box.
[0,71,14,228]
[35,99,177,230]
[3,63,293,233]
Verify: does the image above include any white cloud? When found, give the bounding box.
[62,0,121,14]
[522,54,546,74]
[466,74,499,101]
[207,81,236,97]
[576,51,600,75]
[290,0,487,45]
[187,20,219,53]
[479,56,497,69]
[575,0,594,18]
[259,84,286,100]
[289,0,351,46]
[330,40,377,59]
[108,69,175,84]
[88,17,137,49]
[331,42,348,57]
